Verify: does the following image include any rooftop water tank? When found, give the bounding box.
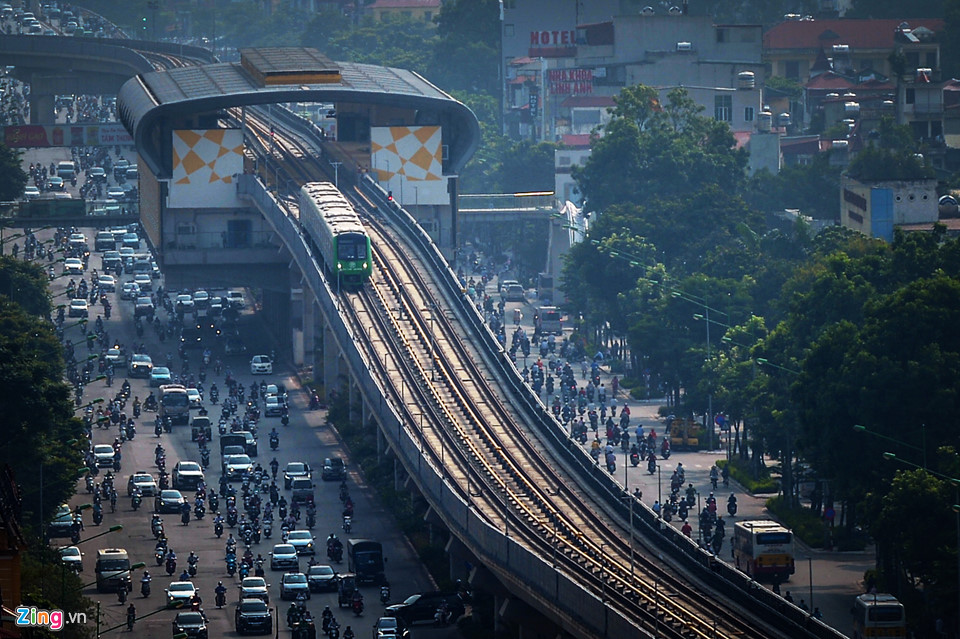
[844,102,860,115]
[832,44,850,54]
[939,195,959,217]
[758,111,773,132]
[826,92,840,100]
[737,71,755,89]
[777,112,791,127]
[832,140,849,149]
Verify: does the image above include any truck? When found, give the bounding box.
[347,539,384,585]
[95,548,131,592]
[191,416,212,442]
[158,384,190,427]
[536,306,562,335]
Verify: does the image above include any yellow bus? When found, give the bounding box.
[732,520,795,580]
[852,593,906,639]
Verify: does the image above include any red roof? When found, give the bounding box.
[764,18,944,51]
[560,95,616,108]
[561,134,592,148]
[805,71,854,90]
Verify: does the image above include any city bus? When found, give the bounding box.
[852,593,906,639]
[158,384,190,427]
[732,520,795,580]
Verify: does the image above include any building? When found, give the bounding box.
[366,0,441,24]
[840,175,937,241]
[554,133,591,205]
[763,17,943,84]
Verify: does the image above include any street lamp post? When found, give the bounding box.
[656,464,662,518]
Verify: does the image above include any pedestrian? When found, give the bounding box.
[784,591,794,603]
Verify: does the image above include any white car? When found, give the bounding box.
[68,298,88,318]
[286,530,315,555]
[250,355,272,375]
[165,581,197,608]
[59,546,83,572]
[126,472,158,496]
[93,444,115,468]
[226,290,245,309]
[120,282,140,300]
[192,290,209,308]
[98,274,116,292]
[223,454,253,480]
[269,544,299,571]
[175,294,195,313]
[63,258,84,275]
[107,186,125,200]
[104,347,123,365]
[264,395,283,417]
[133,273,152,291]
[239,577,270,603]
[186,388,202,409]
[23,185,40,199]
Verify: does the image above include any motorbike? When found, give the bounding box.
[85,475,94,493]
[154,422,163,437]
[352,597,364,616]
[727,497,738,517]
[270,434,279,451]
[215,589,226,608]
[194,503,205,519]
[239,563,250,579]
[214,520,224,538]
[210,389,219,404]
[140,579,150,598]
[263,521,272,538]
[342,516,352,534]
[117,586,127,605]
[201,449,210,468]
[630,452,640,467]
[225,556,236,577]
[181,509,190,526]
[131,494,142,511]
[188,558,198,577]
[126,423,136,440]
[647,459,656,475]
[155,548,166,566]
[92,508,103,526]
[226,509,238,527]
[380,585,390,605]
[255,559,265,577]
[165,556,176,576]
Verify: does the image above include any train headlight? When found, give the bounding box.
[362,262,368,269]
[337,263,342,270]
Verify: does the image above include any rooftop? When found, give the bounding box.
[764,18,944,51]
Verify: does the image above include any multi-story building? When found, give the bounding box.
[365,0,441,24]
[840,175,937,241]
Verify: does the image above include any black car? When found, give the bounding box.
[235,598,273,635]
[321,457,346,481]
[385,592,464,625]
[171,611,208,639]
[306,564,339,592]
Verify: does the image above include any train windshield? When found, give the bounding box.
[338,235,366,260]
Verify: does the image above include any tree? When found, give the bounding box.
[0,143,27,201]
[747,154,840,220]
[432,0,499,96]
[0,256,52,317]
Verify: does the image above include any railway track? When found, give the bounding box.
[234,108,818,639]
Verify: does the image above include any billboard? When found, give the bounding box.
[169,129,244,209]
[3,124,132,147]
[370,126,447,206]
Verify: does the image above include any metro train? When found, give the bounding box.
[299,182,372,287]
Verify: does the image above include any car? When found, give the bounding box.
[279,572,310,601]
[385,592,465,626]
[226,290,245,309]
[285,530,315,555]
[118,246,135,260]
[68,298,88,318]
[239,577,270,603]
[224,336,247,354]
[151,261,161,278]
[172,461,204,491]
[98,274,116,292]
[23,185,40,199]
[107,186,125,200]
[127,472,158,496]
[165,580,197,608]
[120,281,140,300]
[93,444,115,468]
[265,384,287,401]
[249,355,272,375]
[186,387,202,409]
[47,176,64,191]
[68,233,87,250]
[373,616,410,639]
[150,366,172,387]
[102,251,122,272]
[321,457,346,481]
[208,298,223,317]
[283,462,311,489]
[88,166,106,182]
[132,259,152,276]
[290,478,314,505]
[59,546,83,572]
[63,258,84,275]
[103,347,123,366]
[48,504,75,538]
[235,598,272,635]
[269,544,299,571]
[175,294,195,313]
[264,395,283,417]
[222,445,246,457]
[134,296,154,319]
[223,454,253,480]
[154,489,186,514]
[306,564,338,592]
[193,290,209,308]
[127,353,153,377]
[171,611,208,639]
[133,273,152,292]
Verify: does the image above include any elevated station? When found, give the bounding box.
[117,47,480,289]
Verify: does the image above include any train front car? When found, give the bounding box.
[299,182,372,288]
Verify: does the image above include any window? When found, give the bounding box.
[906,88,915,105]
[925,51,937,67]
[504,23,514,37]
[716,28,727,43]
[744,106,755,122]
[785,60,800,80]
[714,95,732,122]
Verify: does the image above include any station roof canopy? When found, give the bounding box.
[117,47,479,177]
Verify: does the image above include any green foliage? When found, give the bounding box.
[0,255,52,317]
[722,457,779,494]
[20,548,94,639]
[763,76,803,99]
[847,0,943,18]
[432,0,499,96]
[0,143,27,201]
[847,117,936,181]
[765,496,827,548]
